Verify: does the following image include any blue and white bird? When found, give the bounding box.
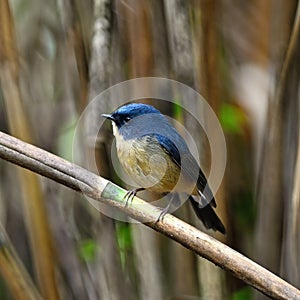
[102,103,226,234]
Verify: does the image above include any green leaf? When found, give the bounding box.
[172,96,183,119]
[219,103,246,134]
[78,239,97,262]
[116,223,132,267]
[231,287,253,300]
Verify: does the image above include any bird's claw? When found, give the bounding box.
[156,194,176,223]
[156,207,169,223]
[123,188,145,207]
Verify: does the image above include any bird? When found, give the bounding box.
[102,103,226,234]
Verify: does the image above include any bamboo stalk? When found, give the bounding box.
[0,1,59,298]
[0,225,42,300]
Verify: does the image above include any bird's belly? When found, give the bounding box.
[116,138,197,194]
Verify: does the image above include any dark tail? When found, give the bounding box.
[189,196,226,234]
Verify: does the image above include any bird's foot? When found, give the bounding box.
[156,194,176,223]
[123,188,145,207]
[156,206,170,223]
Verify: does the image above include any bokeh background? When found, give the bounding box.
[0,0,300,299]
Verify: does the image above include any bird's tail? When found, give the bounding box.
[189,196,226,234]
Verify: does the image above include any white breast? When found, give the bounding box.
[112,124,165,189]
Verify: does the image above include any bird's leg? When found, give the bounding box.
[124,188,145,207]
[156,193,176,223]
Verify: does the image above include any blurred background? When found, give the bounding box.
[0,0,300,299]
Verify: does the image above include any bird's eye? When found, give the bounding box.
[124,117,131,122]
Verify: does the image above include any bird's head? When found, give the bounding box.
[102,103,160,128]
[102,103,162,139]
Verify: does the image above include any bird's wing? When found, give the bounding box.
[181,153,216,207]
[149,133,216,207]
[151,134,181,166]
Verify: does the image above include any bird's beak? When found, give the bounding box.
[101,114,115,121]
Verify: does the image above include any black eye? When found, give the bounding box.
[124,117,131,122]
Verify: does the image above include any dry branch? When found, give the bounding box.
[0,131,300,300]
[0,226,42,300]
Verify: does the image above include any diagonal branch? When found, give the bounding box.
[0,130,300,300]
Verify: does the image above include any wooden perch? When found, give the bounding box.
[0,131,300,300]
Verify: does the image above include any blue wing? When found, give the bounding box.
[153,133,181,166]
[145,133,216,207]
